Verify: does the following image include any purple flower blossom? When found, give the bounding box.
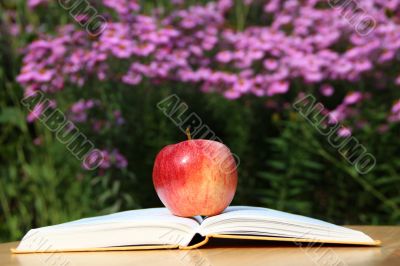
[233,79,252,93]
[216,51,233,63]
[395,76,400,85]
[69,99,97,123]
[263,59,279,71]
[111,40,135,58]
[391,100,400,114]
[122,72,142,85]
[338,127,352,137]
[329,105,347,124]
[267,81,289,96]
[103,0,140,19]
[343,92,363,105]
[388,100,400,123]
[28,0,47,9]
[99,151,112,169]
[83,149,128,170]
[320,84,334,97]
[113,150,128,169]
[27,100,56,123]
[113,110,125,125]
[223,89,241,100]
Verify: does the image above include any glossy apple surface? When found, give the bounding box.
[152,139,238,217]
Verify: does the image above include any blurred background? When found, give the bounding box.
[1,0,400,243]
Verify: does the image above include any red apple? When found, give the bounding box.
[152,139,238,217]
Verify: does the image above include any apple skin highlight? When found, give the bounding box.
[152,139,238,217]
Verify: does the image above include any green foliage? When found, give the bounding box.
[257,113,400,225]
[257,117,322,215]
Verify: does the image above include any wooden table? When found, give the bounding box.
[1,226,399,266]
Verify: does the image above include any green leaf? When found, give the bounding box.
[0,107,26,131]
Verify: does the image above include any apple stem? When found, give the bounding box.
[186,127,192,140]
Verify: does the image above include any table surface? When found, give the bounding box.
[1,226,399,266]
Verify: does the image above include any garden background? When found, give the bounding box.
[1,0,400,242]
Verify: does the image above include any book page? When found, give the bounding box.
[17,208,201,251]
[50,207,202,228]
[200,206,375,243]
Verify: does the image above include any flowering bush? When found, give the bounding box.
[18,0,400,136]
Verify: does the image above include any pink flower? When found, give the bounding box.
[16,69,35,83]
[395,76,400,85]
[263,59,279,70]
[338,127,352,137]
[132,43,156,57]
[223,90,241,100]
[122,72,142,85]
[111,40,134,58]
[18,65,55,83]
[113,110,125,125]
[82,149,106,170]
[343,92,363,105]
[264,0,279,13]
[267,81,289,96]
[388,100,400,123]
[181,17,197,29]
[391,100,400,114]
[27,100,56,123]
[82,149,128,170]
[27,105,42,122]
[70,99,97,123]
[216,51,232,63]
[103,0,140,17]
[233,79,252,93]
[28,0,47,9]
[329,105,346,124]
[113,150,128,168]
[320,84,334,97]
[99,151,112,169]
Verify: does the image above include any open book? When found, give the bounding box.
[12,206,380,253]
